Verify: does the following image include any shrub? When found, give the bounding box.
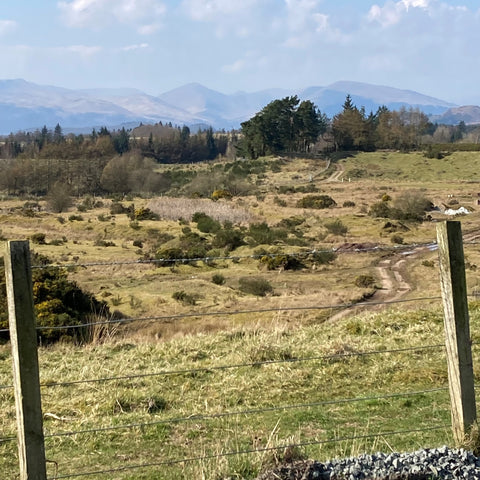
[259,254,304,271]
[248,223,288,245]
[134,207,159,221]
[212,228,244,251]
[129,221,141,230]
[393,190,433,221]
[133,240,143,248]
[193,213,221,233]
[212,273,226,285]
[369,201,393,218]
[0,253,109,344]
[47,182,72,213]
[30,233,46,245]
[110,202,127,215]
[354,275,376,288]
[296,194,336,209]
[422,260,435,268]
[172,290,197,305]
[211,189,232,201]
[343,200,356,207]
[310,250,336,265]
[276,216,305,229]
[155,247,183,266]
[94,238,116,247]
[324,219,348,236]
[238,277,273,297]
[68,214,84,222]
[273,196,287,207]
[391,234,404,244]
[381,193,392,202]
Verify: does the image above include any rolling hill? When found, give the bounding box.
[0,78,475,134]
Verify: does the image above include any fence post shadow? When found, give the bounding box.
[437,220,477,445]
[5,240,47,480]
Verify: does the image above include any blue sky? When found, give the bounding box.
[1,0,479,104]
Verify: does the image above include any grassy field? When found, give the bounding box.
[2,304,477,479]
[1,150,480,478]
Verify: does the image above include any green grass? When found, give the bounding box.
[3,302,479,479]
[342,151,480,183]
[3,151,480,478]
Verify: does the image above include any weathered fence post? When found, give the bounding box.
[436,221,477,444]
[5,240,47,480]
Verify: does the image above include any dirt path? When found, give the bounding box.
[325,162,344,182]
[327,243,435,322]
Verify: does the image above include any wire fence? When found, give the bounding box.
[2,233,479,479]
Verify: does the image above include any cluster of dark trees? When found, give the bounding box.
[0,122,229,164]
[238,96,328,159]
[238,95,474,158]
[0,122,231,196]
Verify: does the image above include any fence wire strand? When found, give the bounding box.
[44,387,448,440]
[0,295,440,335]
[47,424,449,479]
[31,240,439,271]
[39,343,445,389]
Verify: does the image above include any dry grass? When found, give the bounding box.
[147,196,255,223]
[2,302,477,479]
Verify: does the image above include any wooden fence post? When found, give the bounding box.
[5,240,47,480]
[436,221,477,444]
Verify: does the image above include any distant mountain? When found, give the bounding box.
[430,106,480,125]
[300,81,456,117]
[0,78,474,135]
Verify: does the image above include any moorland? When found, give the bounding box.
[2,95,480,478]
[1,147,480,479]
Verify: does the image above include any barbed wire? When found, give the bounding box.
[47,424,449,479]
[0,434,16,444]
[0,343,446,393]
[28,295,441,334]
[39,343,445,389]
[44,387,448,441]
[31,240,439,270]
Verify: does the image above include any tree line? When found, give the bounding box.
[238,94,476,158]
[0,122,229,163]
[0,95,478,198]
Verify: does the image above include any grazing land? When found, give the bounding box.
[2,151,480,479]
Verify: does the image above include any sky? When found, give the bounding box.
[1,0,480,105]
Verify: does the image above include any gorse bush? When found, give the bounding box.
[296,194,336,209]
[259,253,304,271]
[0,254,109,344]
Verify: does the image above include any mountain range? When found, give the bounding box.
[0,78,477,135]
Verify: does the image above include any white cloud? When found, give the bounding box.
[222,59,246,74]
[121,43,149,51]
[282,0,346,48]
[0,20,17,35]
[401,0,430,10]
[57,0,166,34]
[367,0,434,27]
[61,45,102,57]
[181,0,259,22]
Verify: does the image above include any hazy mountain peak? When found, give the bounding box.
[0,78,477,134]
